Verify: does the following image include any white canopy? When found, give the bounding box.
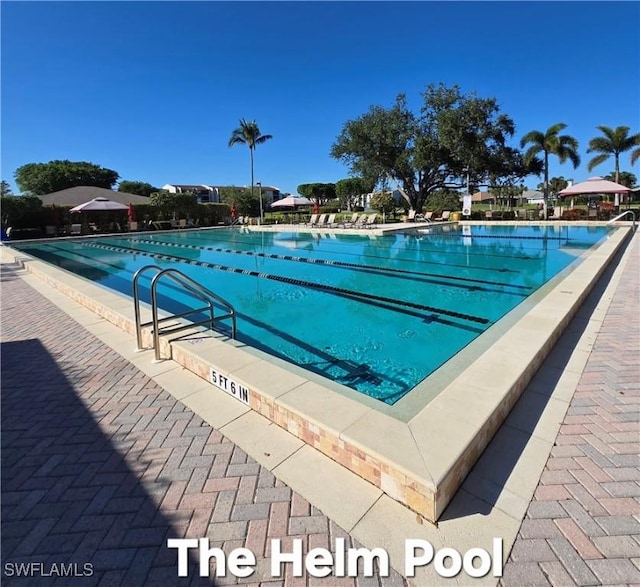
[270,195,313,208]
[558,177,630,197]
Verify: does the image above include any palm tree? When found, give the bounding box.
[228,119,273,220]
[520,123,580,219]
[587,125,640,184]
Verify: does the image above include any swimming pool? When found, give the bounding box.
[12,224,611,404]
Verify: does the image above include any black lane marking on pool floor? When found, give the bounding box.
[84,241,492,325]
[33,242,486,335]
[125,237,531,292]
[184,231,532,268]
[27,243,485,403]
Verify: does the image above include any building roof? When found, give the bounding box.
[470,191,495,202]
[39,186,150,207]
[163,184,213,191]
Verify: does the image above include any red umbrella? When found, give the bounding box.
[128,203,136,222]
[313,201,319,214]
[230,203,237,220]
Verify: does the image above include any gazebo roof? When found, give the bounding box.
[38,186,150,207]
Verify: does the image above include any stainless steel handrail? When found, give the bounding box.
[132,265,236,360]
[133,265,163,350]
[607,210,637,229]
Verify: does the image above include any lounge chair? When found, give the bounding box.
[340,213,360,228]
[45,225,57,237]
[128,221,139,231]
[406,210,428,222]
[425,211,434,222]
[363,213,378,228]
[70,224,82,236]
[315,214,329,228]
[323,213,337,228]
[305,214,319,227]
[439,211,451,222]
[178,219,187,228]
[351,214,369,229]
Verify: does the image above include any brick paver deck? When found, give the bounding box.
[501,234,640,586]
[1,261,408,586]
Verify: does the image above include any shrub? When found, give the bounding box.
[1,196,45,228]
[198,203,230,226]
[562,209,580,221]
[370,192,396,215]
[7,227,43,240]
[319,205,340,213]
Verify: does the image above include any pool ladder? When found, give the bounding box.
[133,265,237,361]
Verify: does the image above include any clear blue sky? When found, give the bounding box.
[2,1,639,195]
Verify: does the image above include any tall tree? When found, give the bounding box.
[118,180,158,197]
[520,124,580,218]
[586,125,640,184]
[604,171,636,189]
[536,176,569,199]
[14,160,119,195]
[218,186,261,216]
[228,119,272,218]
[297,183,337,205]
[331,84,529,212]
[335,177,374,211]
[0,180,13,196]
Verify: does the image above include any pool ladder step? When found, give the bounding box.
[133,265,237,361]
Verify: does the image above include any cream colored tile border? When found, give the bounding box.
[0,224,631,525]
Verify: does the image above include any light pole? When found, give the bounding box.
[256,181,263,224]
[462,166,471,217]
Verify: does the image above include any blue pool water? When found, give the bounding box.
[12,225,610,404]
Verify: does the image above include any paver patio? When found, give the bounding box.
[1,229,638,586]
[500,233,640,586]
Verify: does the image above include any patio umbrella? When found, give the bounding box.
[313,201,320,214]
[128,203,136,222]
[70,197,130,212]
[270,195,313,209]
[230,203,237,220]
